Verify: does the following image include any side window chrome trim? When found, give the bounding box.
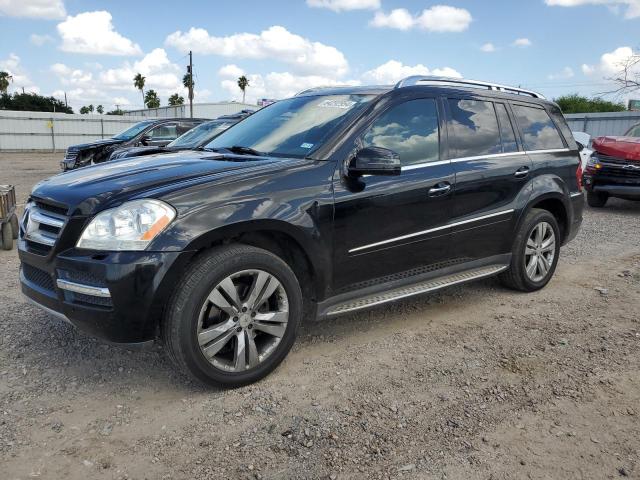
[396,148,570,172]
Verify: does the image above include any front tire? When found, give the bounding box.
[587,191,608,208]
[500,208,560,292]
[162,244,302,387]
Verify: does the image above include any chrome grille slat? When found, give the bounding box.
[21,203,68,251]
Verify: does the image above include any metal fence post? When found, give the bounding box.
[50,118,55,152]
[101,118,104,139]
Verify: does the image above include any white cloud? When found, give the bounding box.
[480,43,496,53]
[547,66,575,80]
[0,53,39,93]
[49,48,186,109]
[361,60,462,84]
[306,0,380,11]
[218,64,245,78]
[545,0,640,19]
[416,5,473,32]
[166,25,349,77]
[29,33,54,46]
[0,0,65,19]
[582,46,639,77]
[57,11,142,56]
[370,5,472,32]
[370,9,414,30]
[218,68,360,103]
[512,38,532,47]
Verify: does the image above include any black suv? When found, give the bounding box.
[19,77,583,387]
[108,111,254,161]
[60,118,206,171]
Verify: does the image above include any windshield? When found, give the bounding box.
[625,124,640,137]
[205,94,375,158]
[168,120,236,148]
[113,121,155,141]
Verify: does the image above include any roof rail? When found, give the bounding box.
[394,75,545,99]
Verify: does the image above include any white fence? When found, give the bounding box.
[0,102,257,151]
[565,111,640,137]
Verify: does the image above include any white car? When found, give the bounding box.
[572,131,593,170]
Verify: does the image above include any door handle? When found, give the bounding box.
[428,182,451,197]
[514,166,530,178]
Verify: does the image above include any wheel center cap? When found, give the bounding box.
[238,313,251,327]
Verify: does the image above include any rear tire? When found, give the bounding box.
[161,244,302,388]
[10,213,18,239]
[1,222,13,250]
[499,208,560,292]
[586,191,608,208]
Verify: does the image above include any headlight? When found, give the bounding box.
[77,199,176,251]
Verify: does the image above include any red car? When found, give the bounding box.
[583,123,640,207]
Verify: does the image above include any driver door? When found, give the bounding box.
[332,96,455,292]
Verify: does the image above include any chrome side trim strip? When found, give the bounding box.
[570,191,584,198]
[56,279,111,298]
[349,209,515,253]
[450,151,527,163]
[524,148,570,155]
[402,159,451,171]
[24,295,72,325]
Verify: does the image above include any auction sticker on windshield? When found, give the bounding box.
[317,99,357,109]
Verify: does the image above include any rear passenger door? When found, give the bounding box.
[445,97,531,261]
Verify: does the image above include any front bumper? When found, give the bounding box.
[19,242,194,344]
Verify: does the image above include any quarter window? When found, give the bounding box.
[447,99,502,158]
[512,105,565,151]
[362,99,439,166]
[495,103,518,153]
[149,124,178,140]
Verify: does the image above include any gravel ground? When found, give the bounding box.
[1,153,639,480]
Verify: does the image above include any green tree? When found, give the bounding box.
[0,71,13,94]
[168,93,184,106]
[554,94,626,114]
[0,92,72,113]
[96,104,104,114]
[144,89,160,108]
[133,73,146,105]
[106,108,125,115]
[79,106,89,114]
[237,75,249,103]
[87,104,94,113]
[183,72,194,103]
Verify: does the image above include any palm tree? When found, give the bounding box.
[79,106,89,114]
[182,73,194,100]
[237,75,249,103]
[168,93,184,106]
[87,104,94,113]
[0,71,13,94]
[133,73,146,105]
[96,105,104,114]
[144,89,160,108]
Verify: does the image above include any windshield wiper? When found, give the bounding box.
[224,145,264,156]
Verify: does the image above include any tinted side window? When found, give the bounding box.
[150,124,178,140]
[547,104,576,149]
[447,99,502,158]
[495,103,518,153]
[512,105,565,150]
[363,99,439,166]
[626,124,640,137]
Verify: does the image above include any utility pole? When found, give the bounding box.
[64,92,68,108]
[188,51,194,118]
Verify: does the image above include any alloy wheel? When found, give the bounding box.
[524,221,556,282]
[196,269,289,372]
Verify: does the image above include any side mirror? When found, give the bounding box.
[348,146,401,177]
[140,134,152,146]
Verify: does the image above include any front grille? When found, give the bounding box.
[21,202,68,254]
[67,291,113,308]
[21,264,55,292]
[64,150,78,161]
[58,269,106,288]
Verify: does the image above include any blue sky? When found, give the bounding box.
[0,0,638,111]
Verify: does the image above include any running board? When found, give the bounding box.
[323,264,508,317]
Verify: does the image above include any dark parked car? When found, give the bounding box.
[60,118,206,171]
[582,123,640,207]
[108,111,254,161]
[19,76,583,387]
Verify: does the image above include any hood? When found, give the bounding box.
[592,136,640,161]
[67,138,124,152]
[31,150,287,216]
